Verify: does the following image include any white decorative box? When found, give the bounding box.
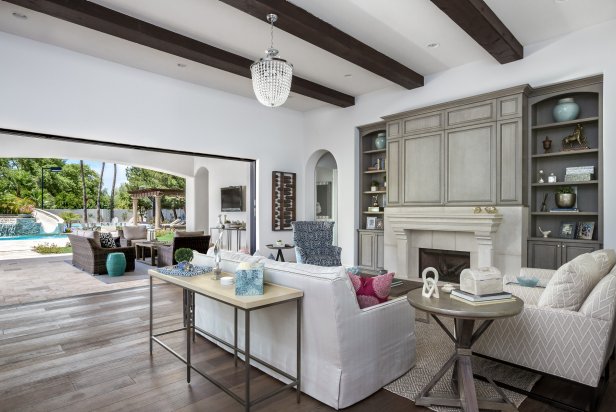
[460,267,503,296]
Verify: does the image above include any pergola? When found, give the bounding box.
[128,188,184,229]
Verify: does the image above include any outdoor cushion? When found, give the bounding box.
[99,232,116,249]
[74,229,100,247]
[175,231,205,237]
[538,253,602,311]
[122,225,147,240]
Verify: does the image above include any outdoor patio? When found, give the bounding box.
[0,255,159,306]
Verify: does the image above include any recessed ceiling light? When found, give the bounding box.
[344,74,352,78]
[427,43,440,49]
[177,63,187,68]
[12,12,27,20]
[555,0,568,3]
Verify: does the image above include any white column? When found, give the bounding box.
[132,197,138,225]
[154,195,162,229]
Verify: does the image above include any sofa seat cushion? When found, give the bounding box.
[538,253,602,311]
[348,272,394,308]
[99,232,116,248]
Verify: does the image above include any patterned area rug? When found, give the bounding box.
[385,317,540,411]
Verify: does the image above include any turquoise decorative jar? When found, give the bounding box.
[374,132,386,150]
[106,252,126,276]
[552,97,579,122]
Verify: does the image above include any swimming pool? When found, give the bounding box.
[0,234,69,241]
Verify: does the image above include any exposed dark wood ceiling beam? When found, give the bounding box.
[219,0,424,90]
[430,0,523,63]
[5,0,354,107]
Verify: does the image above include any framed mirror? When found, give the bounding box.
[316,181,332,219]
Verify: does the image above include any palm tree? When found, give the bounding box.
[80,160,88,225]
[109,163,117,221]
[96,162,105,223]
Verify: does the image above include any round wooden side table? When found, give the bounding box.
[265,244,294,262]
[407,288,524,412]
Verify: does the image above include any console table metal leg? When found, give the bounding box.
[186,289,192,384]
[297,298,302,403]
[234,308,238,367]
[149,275,153,355]
[245,309,250,412]
[192,292,196,342]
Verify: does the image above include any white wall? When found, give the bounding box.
[303,19,616,267]
[0,31,304,253]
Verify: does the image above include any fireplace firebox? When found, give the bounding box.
[418,248,470,283]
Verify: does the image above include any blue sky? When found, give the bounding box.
[65,160,128,191]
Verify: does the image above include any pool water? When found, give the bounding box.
[0,234,69,241]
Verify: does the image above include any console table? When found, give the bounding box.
[148,269,303,411]
[407,288,523,412]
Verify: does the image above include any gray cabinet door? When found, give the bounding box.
[376,233,384,269]
[528,241,561,269]
[387,138,401,205]
[497,118,523,204]
[563,242,600,262]
[402,111,444,135]
[387,121,401,139]
[359,231,375,268]
[497,94,523,119]
[446,99,496,129]
[403,132,444,205]
[445,123,496,204]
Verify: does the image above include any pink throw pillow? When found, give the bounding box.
[347,271,394,308]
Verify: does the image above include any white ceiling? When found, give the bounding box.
[0,0,614,111]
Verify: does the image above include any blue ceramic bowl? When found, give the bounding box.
[516,276,539,288]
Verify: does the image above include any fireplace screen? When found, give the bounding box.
[418,248,470,283]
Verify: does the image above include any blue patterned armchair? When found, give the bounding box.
[292,221,342,266]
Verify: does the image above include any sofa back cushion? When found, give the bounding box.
[123,225,147,240]
[579,274,616,321]
[538,253,602,311]
[590,249,616,278]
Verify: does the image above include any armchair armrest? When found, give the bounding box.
[474,305,611,387]
[502,284,544,306]
[503,267,556,287]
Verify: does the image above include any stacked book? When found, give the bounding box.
[565,166,595,182]
[450,289,514,305]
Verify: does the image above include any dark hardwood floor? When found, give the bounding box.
[0,285,614,411]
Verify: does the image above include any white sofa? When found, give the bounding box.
[192,250,416,409]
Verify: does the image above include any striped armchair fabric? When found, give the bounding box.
[474,249,616,390]
[292,221,341,266]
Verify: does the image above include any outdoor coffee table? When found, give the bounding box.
[135,241,167,266]
[407,288,523,412]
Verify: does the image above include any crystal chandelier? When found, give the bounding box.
[251,14,293,107]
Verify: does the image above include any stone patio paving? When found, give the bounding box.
[0,255,160,307]
[0,236,70,260]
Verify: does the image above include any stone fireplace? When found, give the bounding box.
[383,206,527,279]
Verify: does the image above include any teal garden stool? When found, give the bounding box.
[106,252,127,276]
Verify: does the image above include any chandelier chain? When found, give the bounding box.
[270,18,274,49]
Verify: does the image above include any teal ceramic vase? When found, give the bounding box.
[374,132,386,150]
[552,97,579,122]
[106,252,126,276]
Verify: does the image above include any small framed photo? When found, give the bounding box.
[576,221,595,240]
[559,222,577,239]
[366,216,377,230]
[376,218,384,230]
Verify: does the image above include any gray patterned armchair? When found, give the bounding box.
[473,249,616,409]
[292,221,341,266]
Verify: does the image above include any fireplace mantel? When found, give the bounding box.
[388,208,503,239]
[385,206,509,276]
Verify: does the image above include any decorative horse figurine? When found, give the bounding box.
[562,124,589,150]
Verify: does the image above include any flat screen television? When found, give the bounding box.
[221,186,245,212]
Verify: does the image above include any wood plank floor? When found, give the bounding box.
[1,285,615,411]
